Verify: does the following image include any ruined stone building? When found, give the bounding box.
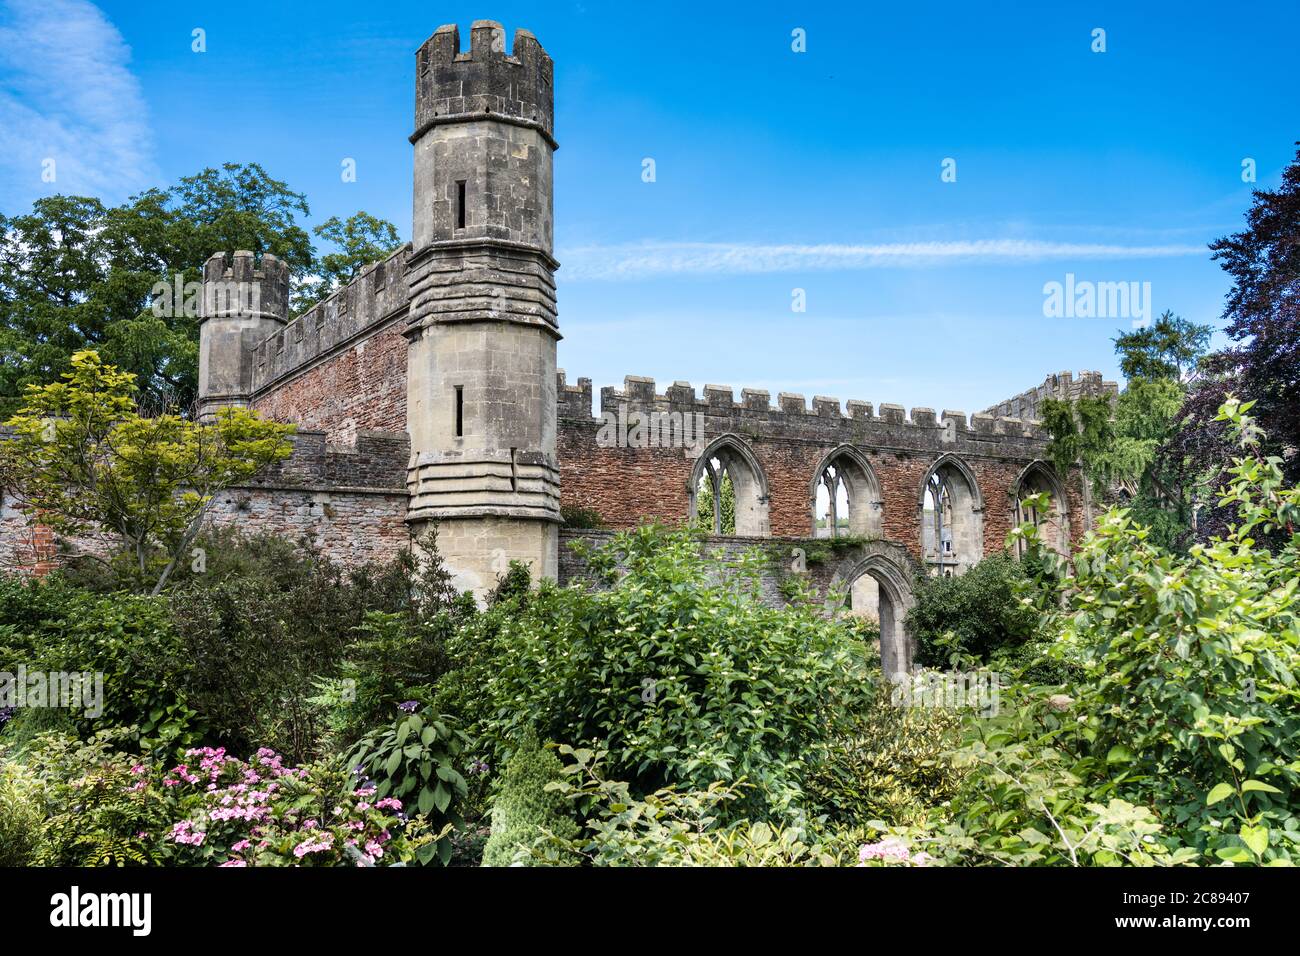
[0,21,1116,671]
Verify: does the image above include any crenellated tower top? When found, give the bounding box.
[413,20,555,148]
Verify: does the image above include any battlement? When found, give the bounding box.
[982,370,1119,422]
[202,250,290,322]
[414,21,555,146]
[250,245,412,394]
[559,374,1052,442]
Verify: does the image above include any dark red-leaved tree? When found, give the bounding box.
[1167,143,1300,539]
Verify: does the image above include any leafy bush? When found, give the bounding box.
[481,739,578,866]
[806,682,964,827]
[909,553,1042,667]
[560,504,605,529]
[890,399,1300,866]
[0,581,198,754]
[447,525,871,820]
[531,746,841,867]
[346,707,469,865]
[20,727,174,865]
[0,758,42,865]
[164,530,467,760]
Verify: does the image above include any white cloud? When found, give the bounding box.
[559,238,1207,281]
[0,0,155,210]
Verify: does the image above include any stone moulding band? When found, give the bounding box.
[410,112,559,150]
[407,237,561,272]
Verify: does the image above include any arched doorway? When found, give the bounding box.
[825,541,919,678]
[688,435,769,536]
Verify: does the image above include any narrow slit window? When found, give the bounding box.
[454,386,464,437]
[455,180,466,229]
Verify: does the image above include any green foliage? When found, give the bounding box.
[1043,312,1208,551]
[1048,398,1300,863]
[481,739,579,866]
[0,577,198,755]
[693,470,735,534]
[296,212,404,312]
[531,745,840,866]
[346,709,469,865]
[167,531,466,760]
[0,164,402,411]
[449,525,870,820]
[1,350,294,594]
[19,727,172,866]
[560,503,605,529]
[1113,311,1212,381]
[0,758,43,865]
[909,553,1041,667]
[897,398,1300,866]
[806,682,965,827]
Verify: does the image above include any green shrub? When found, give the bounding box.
[530,746,841,866]
[806,682,964,827]
[0,580,197,754]
[895,399,1300,866]
[0,758,43,865]
[481,739,579,866]
[560,504,605,529]
[444,525,872,819]
[21,727,173,866]
[908,553,1041,667]
[164,530,469,760]
[346,707,469,865]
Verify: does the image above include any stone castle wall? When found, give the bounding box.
[981,370,1118,423]
[248,246,413,444]
[557,373,1088,570]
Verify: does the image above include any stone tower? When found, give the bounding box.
[404,21,561,597]
[197,250,289,419]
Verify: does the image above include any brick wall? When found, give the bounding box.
[252,319,409,444]
[557,375,1088,568]
[248,246,412,444]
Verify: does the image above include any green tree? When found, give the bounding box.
[1042,311,1211,549]
[1112,311,1212,381]
[296,212,404,312]
[0,164,401,412]
[0,350,294,594]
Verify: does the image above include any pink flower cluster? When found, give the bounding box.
[858,837,932,867]
[160,748,407,867]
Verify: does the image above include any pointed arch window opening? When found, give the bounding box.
[1015,466,1068,558]
[697,455,736,536]
[925,470,960,576]
[815,463,853,538]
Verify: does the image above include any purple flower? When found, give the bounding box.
[398,701,420,714]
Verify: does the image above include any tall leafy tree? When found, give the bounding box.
[0,163,400,413]
[296,212,404,312]
[1042,312,1210,550]
[0,351,294,594]
[1168,144,1300,538]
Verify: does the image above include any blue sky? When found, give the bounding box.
[1,0,1297,415]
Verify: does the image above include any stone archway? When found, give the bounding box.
[823,540,919,678]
